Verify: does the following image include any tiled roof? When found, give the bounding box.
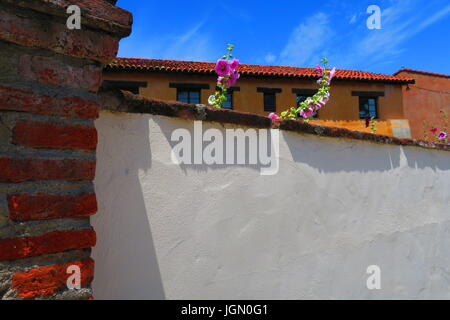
[106,57,415,84]
[394,68,450,79]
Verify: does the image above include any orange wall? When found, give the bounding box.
[396,71,450,140]
[310,119,393,136]
[103,72,406,122]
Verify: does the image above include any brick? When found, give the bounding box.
[0,10,119,62]
[0,229,96,261]
[12,121,98,150]
[4,0,132,38]
[0,86,99,119]
[0,157,95,183]
[12,258,94,299]
[8,193,97,221]
[18,55,102,92]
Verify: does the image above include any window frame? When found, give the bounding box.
[358,96,379,119]
[214,86,240,109]
[222,91,234,109]
[176,88,201,105]
[257,87,281,113]
[263,92,276,112]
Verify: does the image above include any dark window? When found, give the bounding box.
[222,92,233,109]
[297,94,319,118]
[296,95,310,104]
[258,88,280,112]
[359,97,378,119]
[177,89,201,104]
[264,93,276,112]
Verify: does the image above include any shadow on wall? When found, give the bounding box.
[153,117,450,175]
[92,112,450,299]
[92,112,166,300]
[403,148,450,171]
[282,131,450,173]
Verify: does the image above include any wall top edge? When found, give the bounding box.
[99,89,450,153]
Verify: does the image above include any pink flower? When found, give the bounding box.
[438,131,447,140]
[300,106,315,118]
[315,65,324,76]
[317,78,323,85]
[268,113,279,120]
[226,72,240,88]
[318,97,329,106]
[215,59,230,77]
[328,67,336,82]
[431,128,438,134]
[229,59,240,72]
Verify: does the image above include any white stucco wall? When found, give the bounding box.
[92,110,450,300]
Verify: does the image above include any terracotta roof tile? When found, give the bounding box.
[106,57,415,84]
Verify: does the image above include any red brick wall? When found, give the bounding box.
[396,70,450,140]
[0,0,131,300]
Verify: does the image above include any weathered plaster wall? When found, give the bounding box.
[93,110,450,299]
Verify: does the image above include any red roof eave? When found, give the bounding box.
[106,57,415,84]
[394,68,450,79]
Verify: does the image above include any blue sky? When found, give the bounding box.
[116,0,450,75]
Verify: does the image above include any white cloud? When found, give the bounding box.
[162,20,215,61]
[315,0,450,70]
[119,16,217,62]
[264,53,277,64]
[218,3,251,21]
[279,12,332,67]
[353,1,450,66]
[260,1,450,72]
[415,4,450,33]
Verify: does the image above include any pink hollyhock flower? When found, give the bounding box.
[229,59,240,72]
[300,106,315,118]
[328,68,336,82]
[315,65,324,76]
[217,76,224,86]
[226,72,240,88]
[268,112,279,120]
[215,59,231,77]
[438,131,447,140]
[318,97,329,106]
[430,128,438,134]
